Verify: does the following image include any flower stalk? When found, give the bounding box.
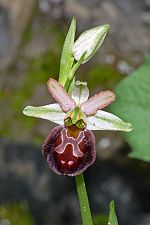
[75,174,93,225]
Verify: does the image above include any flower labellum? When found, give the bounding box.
[42,125,95,176]
[23,79,132,176]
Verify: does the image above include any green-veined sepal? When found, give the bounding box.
[86,110,133,131]
[23,103,65,125]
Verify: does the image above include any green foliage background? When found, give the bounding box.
[111,57,150,161]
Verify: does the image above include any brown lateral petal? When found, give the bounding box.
[47,78,76,112]
[81,90,116,116]
[42,126,96,176]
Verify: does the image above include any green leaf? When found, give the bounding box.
[86,110,132,131]
[71,80,89,105]
[110,57,150,161]
[59,17,76,86]
[73,24,110,63]
[23,103,65,125]
[108,201,118,225]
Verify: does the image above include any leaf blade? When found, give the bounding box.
[108,201,118,225]
[59,17,76,86]
[110,57,150,161]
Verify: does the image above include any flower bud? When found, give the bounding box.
[72,24,110,63]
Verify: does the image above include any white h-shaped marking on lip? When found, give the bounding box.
[55,128,85,157]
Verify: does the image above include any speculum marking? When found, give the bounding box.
[55,128,85,157]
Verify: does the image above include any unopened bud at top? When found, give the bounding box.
[72,24,110,63]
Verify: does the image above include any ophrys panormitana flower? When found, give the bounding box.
[23,79,132,176]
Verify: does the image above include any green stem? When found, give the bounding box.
[70,51,86,78]
[64,52,86,92]
[75,173,93,225]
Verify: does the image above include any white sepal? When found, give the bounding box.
[86,110,133,131]
[71,80,89,105]
[72,24,110,63]
[23,103,65,125]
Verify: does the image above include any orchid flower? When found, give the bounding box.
[23,78,132,176]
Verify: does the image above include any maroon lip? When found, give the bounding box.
[42,126,96,176]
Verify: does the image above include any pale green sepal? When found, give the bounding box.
[71,80,89,105]
[86,110,133,131]
[59,17,76,86]
[72,24,110,63]
[23,103,65,125]
[108,201,118,225]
